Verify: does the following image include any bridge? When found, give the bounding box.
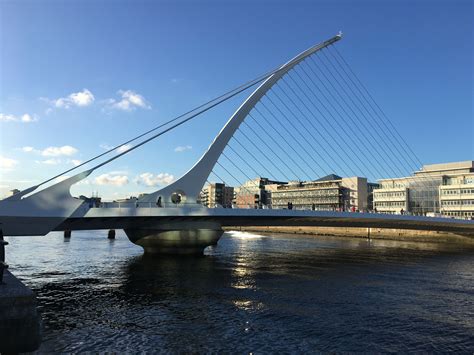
[1,32,473,256]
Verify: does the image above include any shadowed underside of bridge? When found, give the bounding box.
[55,212,474,234]
[51,210,474,254]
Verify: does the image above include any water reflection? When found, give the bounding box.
[5,231,474,352]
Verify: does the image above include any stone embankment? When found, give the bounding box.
[225,226,474,244]
[0,270,42,353]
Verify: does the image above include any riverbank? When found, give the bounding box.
[0,270,42,353]
[224,226,474,245]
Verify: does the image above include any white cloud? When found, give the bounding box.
[135,172,174,187]
[0,113,16,122]
[21,114,36,122]
[0,156,18,170]
[70,159,82,166]
[95,173,129,186]
[0,113,38,123]
[21,146,36,153]
[116,144,132,153]
[174,145,192,152]
[41,145,78,157]
[21,145,78,157]
[108,90,151,111]
[69,89,95,106]
[52,89,95,109]
[37,158,61,165]
[99,143,132,153]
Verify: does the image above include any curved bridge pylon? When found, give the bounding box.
[138,33,342,205]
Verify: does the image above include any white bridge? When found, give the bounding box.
[1,33,473,254]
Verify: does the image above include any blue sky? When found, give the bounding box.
[0,0,472,199]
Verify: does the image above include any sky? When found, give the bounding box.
[0,0,472,199]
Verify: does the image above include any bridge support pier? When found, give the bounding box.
[108,229,116,239]
[124,221,223,255]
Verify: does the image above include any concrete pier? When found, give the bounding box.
[108,229,116,239]
[125,221,223,255]
[0,270,42,353]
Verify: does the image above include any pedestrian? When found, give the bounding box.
[156,196,162,207]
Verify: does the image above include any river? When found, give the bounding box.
[5,230,474,353]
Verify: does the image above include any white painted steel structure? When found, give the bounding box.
[0,33,473,240]
[139,33,342,205]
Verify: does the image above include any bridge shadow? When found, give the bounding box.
[120,252,231,297]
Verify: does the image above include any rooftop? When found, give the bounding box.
[419,161,474,173]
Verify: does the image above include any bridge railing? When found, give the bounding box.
[87,201,205,209]
[83,201,472,220]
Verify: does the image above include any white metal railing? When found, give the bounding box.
[81,201,473,220]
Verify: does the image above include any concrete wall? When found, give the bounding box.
[0,270,42,352]
[225,226,474,244]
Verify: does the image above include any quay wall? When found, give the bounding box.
[224,226,474,244]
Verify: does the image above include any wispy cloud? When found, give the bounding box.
[107,90,151,111]
[36,158,61,165]
[41,145,78,157]
[135,172,174,187]
[100,143,133,154]
[95,173,129,186]
[0,113,38,123]
[174,145,192,153]
[21,114,37,122]
[44,89,95,109]
[21,146,38,153]
[21,145,78,157]
[0,156,19,170]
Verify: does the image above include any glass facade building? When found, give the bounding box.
[374,161,474,217]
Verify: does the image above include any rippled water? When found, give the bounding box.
[5,231,474,353]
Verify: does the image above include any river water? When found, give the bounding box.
[5,230,474,353]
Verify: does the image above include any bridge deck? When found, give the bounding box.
[52,206,474,235]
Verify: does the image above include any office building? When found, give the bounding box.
[439,168,474,218]
[234,177,287,208]
[269,174,370,211]
[200,182,234,208]
[373,161,474,216]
